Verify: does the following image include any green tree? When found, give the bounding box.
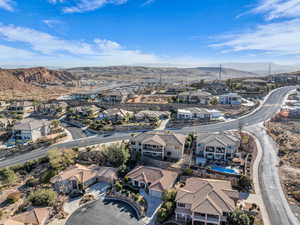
[28,189,57,207]
[238,175,252,192]
[51,120,60,128]
[210,97,218,105]
[102,143,130,167]
[48,149,78,171]
[162,189,177,202]
[227,210,251,225]
[0,168,17,185]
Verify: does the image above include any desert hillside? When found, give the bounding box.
[0,67,75,100]
[66,66,258,81]
[2,67,75,84]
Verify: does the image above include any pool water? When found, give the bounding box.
[211,166,239,175]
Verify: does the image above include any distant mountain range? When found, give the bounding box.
[65,66,258,81]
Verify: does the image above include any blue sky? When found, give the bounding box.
[0,0,300,67]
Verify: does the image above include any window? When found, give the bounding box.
[177,202,185,208]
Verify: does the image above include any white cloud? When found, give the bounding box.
[0,45,35,59]
[142,0,155,6]
[0,24,162,66]
[0,24,95,55]
[254,0,300,20]
[0,0,14,11]
[94,39,121,50]
[212,19,300,55]
[43,19,63,28]
[49,0,128,13]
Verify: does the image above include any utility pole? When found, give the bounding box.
[219,64,222,80]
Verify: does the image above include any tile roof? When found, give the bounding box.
[126,166,178,192]
[132,130,186,147]
[196,132,240,147]
[50,164,117,184]
[176,178,239,215]
[7,208,50,225]
[13,119,50,131]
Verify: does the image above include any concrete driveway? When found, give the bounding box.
[66,199,144,225]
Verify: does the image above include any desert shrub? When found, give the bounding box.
[28,189,57,207]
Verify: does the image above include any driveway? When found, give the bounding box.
[65,199,144,225]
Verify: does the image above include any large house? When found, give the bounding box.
[177,90,212,105]
[175,177,239,225]
[177,108,212,120]
[98,108,134,121]
[7,101,34,114]
[196,132,240,161]
[0,208,50,225]
[135,110,170,121]
[99,90,129,104]
[130,131,186,160]
[50,164,117,194]
[219,93,241,105]
[11,119,51,144]
[126,166,178,198]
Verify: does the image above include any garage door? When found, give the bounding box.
[149,190,162,198]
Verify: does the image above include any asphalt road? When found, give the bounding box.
[0,86,295,168]
[0,85,298,225]
[247,125,300,225]
[66,199,144,225]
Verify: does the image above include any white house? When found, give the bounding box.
[219,93,241,105]
[11,118,51,144]
[177,107,212,120]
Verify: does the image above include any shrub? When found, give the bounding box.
[0,168,17,185]
[182,168,193,176]
[228,210,251,225]
[28,189,57,207]
[26,178,40,187]
[115,181,123,192]
[162,189,177,202]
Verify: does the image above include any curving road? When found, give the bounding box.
[0,85,298,225]
[0,86,295,168]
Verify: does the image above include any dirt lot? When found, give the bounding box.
[266,119,300,206]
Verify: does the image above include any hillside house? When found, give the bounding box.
[1,208,50,225]
[50,164,117,194]
[99,90,129,103]
[219,93,241,105]
[130,131,186,160]
[177,108,212,120]
[135,110,170,121]
[175,177,239,225]
[98,108,134,121]
[177,90,212,104]
[126,166,178,198]
[11,119,51,144]
[196,132,240,161]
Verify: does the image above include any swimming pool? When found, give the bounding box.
[210,166,239,175]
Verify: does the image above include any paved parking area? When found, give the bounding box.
[65,199,144,225]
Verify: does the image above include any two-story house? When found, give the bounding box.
[11,119,51,144]
[130,131,186,161]
[99,90,129,104]
[196,132,240,161]
[50,164,117,194]
[177,90,212,105]
[175,177,240,225]
[126,166,178,198]
[219,93,241,105]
